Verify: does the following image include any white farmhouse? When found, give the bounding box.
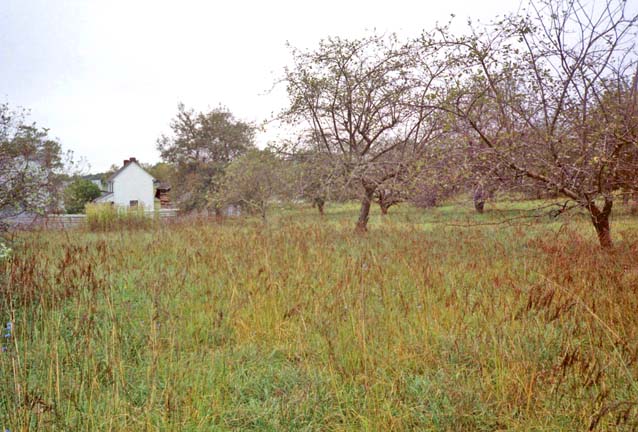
[95,157,155,210]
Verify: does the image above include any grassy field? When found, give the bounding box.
[1,201,637,431]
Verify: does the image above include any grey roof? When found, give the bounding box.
[107,160,155,182]
[95,192,113,202]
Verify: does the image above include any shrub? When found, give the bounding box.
[0,241,10,261]
[64,179,102,214]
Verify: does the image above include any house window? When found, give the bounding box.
[129,200,138,207]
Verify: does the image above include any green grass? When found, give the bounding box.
[85,203,155,231]
[1,201,637,431]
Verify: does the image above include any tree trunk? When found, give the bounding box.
[214,207,223,223]
[378,193,390,215]
[587,198,613,248]
[474,199,485,213]
[314,197,325,216]
[355,188,375,233]
[473,185,485,214]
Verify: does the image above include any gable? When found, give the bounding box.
[110,162,155,183]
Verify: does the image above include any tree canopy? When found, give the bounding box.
[157,103,255,211]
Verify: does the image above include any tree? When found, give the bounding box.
[284,34,447,232]
[144,162,174,185]
[157,103,255,212]
[431,0,638,247]
[216,149,288,221]
[368,146,423,215]
[598,71,638,213]
[0,103,66,228]
[64,178,102,214]
[280,137,349,216]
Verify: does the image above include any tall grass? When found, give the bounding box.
[1,203,637,430]
[85,203,154,231]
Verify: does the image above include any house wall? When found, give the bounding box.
[112,163,155,210]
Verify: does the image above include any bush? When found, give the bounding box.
[64,179,102,214]
[85,203,154,231]
[0,241,10,261]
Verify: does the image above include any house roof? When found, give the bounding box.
[94,192,113,203]
[107,158,155,182]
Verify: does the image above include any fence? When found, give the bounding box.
[4,209,179,230]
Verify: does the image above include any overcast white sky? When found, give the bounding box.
[1,0,522,172]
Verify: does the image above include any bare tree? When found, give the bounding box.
[430,0,638,247]
[284,34,446,232]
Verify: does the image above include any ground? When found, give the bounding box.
[1,200,637,431]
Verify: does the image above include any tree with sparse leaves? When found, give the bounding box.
[216,149,288,221]
[279,137,349,216]
[284,34,447,232]
[429,0,638,247]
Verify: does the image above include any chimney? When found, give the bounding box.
[129,157,137,163]
[123,159,129,167]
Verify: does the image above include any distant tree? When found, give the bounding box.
[157,103,255,212]
[217,149,287,221]
[281,139,347,216]
[367,146,419,215]
[374,186,405,215]
[100,164,119,185]
[63,178,101,214]
[144,162,174,185]
[0,102,66,228]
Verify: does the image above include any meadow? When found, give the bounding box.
[1,201,637,431]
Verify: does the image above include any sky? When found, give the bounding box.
[1,0,523,172]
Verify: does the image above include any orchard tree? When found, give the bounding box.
[1,103,66,227]
[216,149,288,221]
[282,138,349,216]
[600,71,638,212]
[432,0,638,247]
[284,34,447,232]
[157,103,254,212]
[368,146,422,215]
